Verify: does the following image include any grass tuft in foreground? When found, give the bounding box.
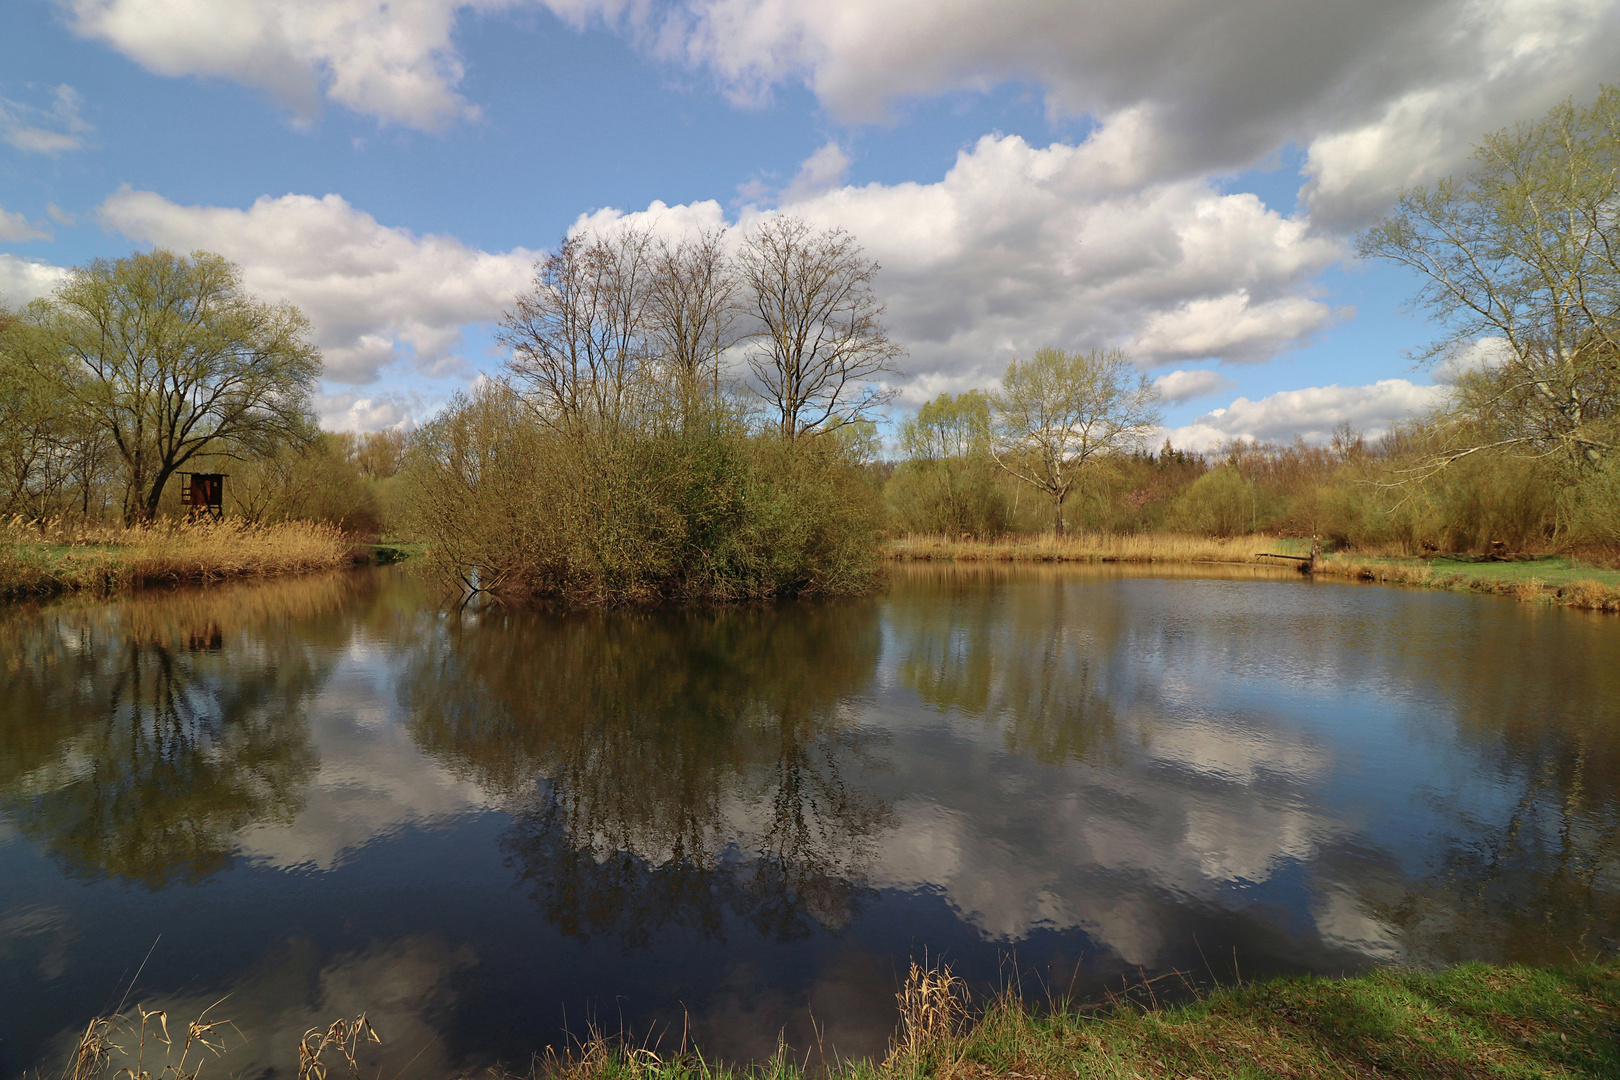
[0,517,353,601]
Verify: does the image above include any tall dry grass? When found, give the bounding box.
[888,532,1620,612]
[45,956,1620,1080]
[885,531,1303,565]
[1,516,352,600]
[56,1003,375,1080]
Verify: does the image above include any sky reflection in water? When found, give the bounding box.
[1,564,1616,1077]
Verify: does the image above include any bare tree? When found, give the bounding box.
[990,347,1161,535]
[500,228,655,431]
[737,217,902,439]
[645,228,738,426]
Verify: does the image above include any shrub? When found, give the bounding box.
[401,382,882,605]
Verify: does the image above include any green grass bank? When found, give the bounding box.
[55,960,1620,1080]
[1312,554,1620,612]
[527,960,1620,1080]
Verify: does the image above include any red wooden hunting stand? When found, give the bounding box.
[179,472,226,519]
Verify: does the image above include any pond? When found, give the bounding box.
[1,563,1617,1077]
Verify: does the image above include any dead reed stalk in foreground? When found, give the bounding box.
[297,1013,381,1080]
[53,1006,376,1080]
[63,1003,234,1080]
[886,960,972,1068]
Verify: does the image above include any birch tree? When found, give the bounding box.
[990,347,1161,535]
[1358,86,1620,470]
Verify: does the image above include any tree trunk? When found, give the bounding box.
[142,464,178,524]
[1053,492,1066,536]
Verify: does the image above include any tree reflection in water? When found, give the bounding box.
[1377,685,1620,963]
[885,564,1620,969]
[1323,603,1620,965]
[401,599,891,946]
[0,576,355,887]
[888,565,1125,765]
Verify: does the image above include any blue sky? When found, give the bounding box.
[2,0,1616,445]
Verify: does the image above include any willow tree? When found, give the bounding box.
[1358,86,1620,470]
[12,249,321,523]
[990,347,1161,535]
[893,390,1008,536]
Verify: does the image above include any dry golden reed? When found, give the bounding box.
[885,531,1294,566]
[1,516,351,600]
[62,1002,235,1080]
[887,532,1620,612]
[55,1005,377,1080]
[297,1013,380,1080]
[887,961,973,1068]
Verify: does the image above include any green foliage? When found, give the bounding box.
[902,390,992,461]
[401,381,882,605]
[990,347,1162,535]
[1426,452,1560,550]
[1167,466,1265,537]
[1561,455,1620,548]
[3,249,322,524]
[889,391,1011,536]
[206,432,385,534]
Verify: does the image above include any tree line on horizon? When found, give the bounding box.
[2,85,1617,591]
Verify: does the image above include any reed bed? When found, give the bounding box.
[887,532,1620,612]
[0,517,352,601]
[885,531,1289,565]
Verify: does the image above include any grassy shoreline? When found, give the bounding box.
[0,518,357,602]
[885,533,1620,612]
[53,960,1620,1080]
[534,960,1620,1080]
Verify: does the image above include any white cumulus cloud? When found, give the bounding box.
[1130,291,1341,364]
[777,141,852,204]
[592,132,1344,399]
[96,187,540,384]
[57,0,517,129]
[52,0,1620,226]
[0,207,52,243]
[1154,368,1236,405]
[1166,379,1447,450]
[630,0,1620,222]
[316,390,432,432]
[0,254,72,305]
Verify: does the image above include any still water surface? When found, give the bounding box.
[1,564,1617,1076]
